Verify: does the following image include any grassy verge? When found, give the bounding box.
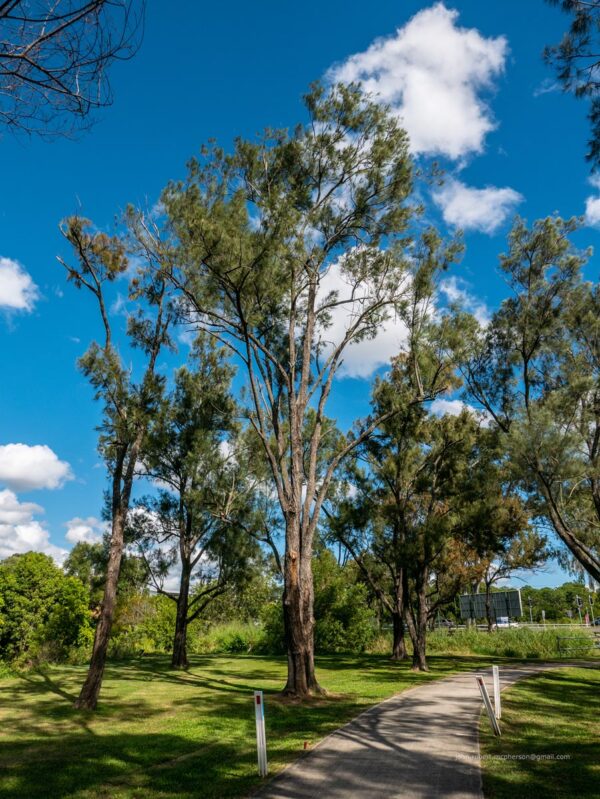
[0,653,494,799]
[480,666,600,799]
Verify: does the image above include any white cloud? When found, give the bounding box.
[316,256,411,379]
[585,196,600,228]
[0,444,73,491]
[430,398,468,416]
[0,489,67,563]
[327,3,508,160]
[64,516,107,545]
[430,397,491,426]
[0,257,39,312]
[584,175,600,227]
[439,276,490,326]
[433,179,522,234]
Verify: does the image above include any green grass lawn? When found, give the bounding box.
[0,653,495,799]
[481,666,600,799]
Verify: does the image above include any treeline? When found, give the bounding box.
[1,549,594,670]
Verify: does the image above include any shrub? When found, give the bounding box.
[313,550,377,654]
[0,552,93,664]
[188,622,265,654]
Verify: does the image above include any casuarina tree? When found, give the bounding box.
[130,336,260,669]
[462,217,600,583]
[153,84,459,695]
[59,216,173,709]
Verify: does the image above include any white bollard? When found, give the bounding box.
[476,674,501,736]
[254,690,268,777]
[492,665,501,720]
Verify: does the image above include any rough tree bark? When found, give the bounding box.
[74,440,140,709]
[282,550,319,694]
[172,560,191,669]
[403,569,429,672]
[391,611,407,661]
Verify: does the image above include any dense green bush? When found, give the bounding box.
[0,552,93,663]
[313,550,377,653]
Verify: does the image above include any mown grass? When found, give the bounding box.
[0,653,493,799]
[480,666,600,799]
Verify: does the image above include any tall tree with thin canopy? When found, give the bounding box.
[59,217,173,710]
[131,338,261,669]
[325,262,467,662]
[152,84,459,695]
[462,216,600,583]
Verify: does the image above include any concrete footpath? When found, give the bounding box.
[252,662,597,799]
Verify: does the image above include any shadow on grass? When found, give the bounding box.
[0,731,261,799]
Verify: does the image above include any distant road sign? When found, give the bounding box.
[459,589,522,620]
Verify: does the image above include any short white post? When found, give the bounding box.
[492,665,501,720]
[254,690,268,777]
[476,674,501,736]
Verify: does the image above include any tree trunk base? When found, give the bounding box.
[391,651,408,661]
[282,682,327,698]
[73,697,97,711]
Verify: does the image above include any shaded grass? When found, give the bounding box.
[0,653,495,799]
[481,666,600,799]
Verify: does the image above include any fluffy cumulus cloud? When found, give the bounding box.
[64,516,107,545]
[316,257,411,379]
[584,174,600,227]
[439,276,490,326]
[0,443,73,491]
[0,489,67,562]
[0,257,39,311]
[433,179,523,234]
[327,3,508,160]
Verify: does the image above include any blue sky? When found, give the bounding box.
[0,0,596,587]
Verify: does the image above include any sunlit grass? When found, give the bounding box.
[480,666,600,799]
[0,653,494,799]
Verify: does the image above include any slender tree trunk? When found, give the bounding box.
[281,517,323,696]
[403,569,429,672]
[74,508,125,710]
[391,611,407,660]
[411,628,428,672]
[391,575,407,660]
[171,560,191,669]
[412,579,429,672]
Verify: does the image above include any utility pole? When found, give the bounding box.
[528,595,533,624]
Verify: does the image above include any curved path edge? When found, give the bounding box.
[250,660,599,799]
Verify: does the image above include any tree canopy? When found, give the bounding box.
[545,0,600,167]
[463,216,600,583]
